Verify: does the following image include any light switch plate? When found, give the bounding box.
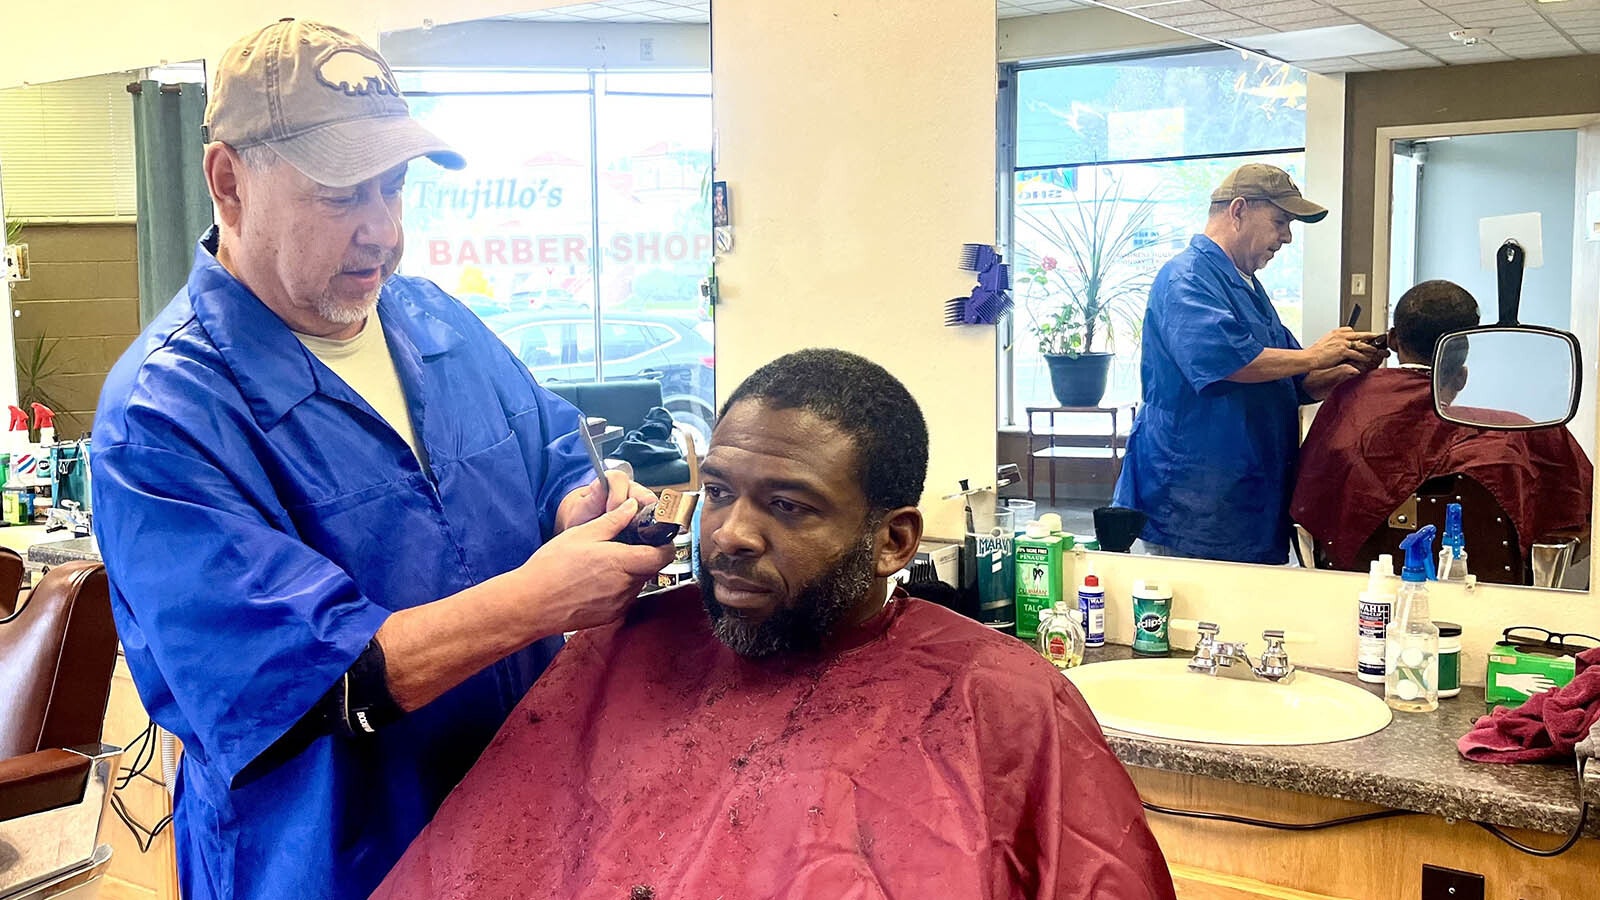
[3,243,28,282]
[1350,272,1367,296]
[1421,864,1484,900]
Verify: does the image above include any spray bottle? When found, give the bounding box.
[3,406,31,525]
[30,403,54,489]
[1356,553,1396,684]
[1387,526,1440,713]
[1438,503,1469,582]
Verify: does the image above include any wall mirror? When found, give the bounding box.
[0,60,206,440]
[994,1,1600,594]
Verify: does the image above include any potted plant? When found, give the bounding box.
[1018,171,1159,407]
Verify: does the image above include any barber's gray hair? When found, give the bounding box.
[233,143,280,172]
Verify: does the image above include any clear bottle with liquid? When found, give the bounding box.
[1438,503,1470,583]
[1038,600,1085,670]
[1387,525,1440,713]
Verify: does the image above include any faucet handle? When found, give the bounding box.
[1255,629,1296,682]
[1188,622,1221,675]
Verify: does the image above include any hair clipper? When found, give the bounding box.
[616,488,699,546]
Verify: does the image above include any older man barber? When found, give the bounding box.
[92,20,671,900]
[1112,164,1384,564]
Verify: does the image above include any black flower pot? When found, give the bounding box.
[1044,352,1113,407]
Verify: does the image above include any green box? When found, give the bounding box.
[1484,643,1578,709]
[1015,532,1068,642]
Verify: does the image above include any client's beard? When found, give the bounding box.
[699,532,877,659]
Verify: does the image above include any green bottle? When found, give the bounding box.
[1014,522,1065,642]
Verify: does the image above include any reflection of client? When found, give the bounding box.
[1293,280,1593,571]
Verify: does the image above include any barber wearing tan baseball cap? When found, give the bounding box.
[92,20,670,900]
[1111,162,1386,565]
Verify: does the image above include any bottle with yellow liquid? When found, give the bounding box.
[1038,600,1085,670]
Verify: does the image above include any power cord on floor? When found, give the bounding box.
[110,720,174,853]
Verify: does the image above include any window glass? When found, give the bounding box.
[1016,49,1307,169]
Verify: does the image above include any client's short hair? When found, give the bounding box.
[1394,280,1480,361]
[720,349,928,512]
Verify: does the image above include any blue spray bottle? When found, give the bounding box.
[1438,503,1469,582]
[1387,526,1440,713]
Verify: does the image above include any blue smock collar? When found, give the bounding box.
[1189,234,1258,291]
[185,228,465,429]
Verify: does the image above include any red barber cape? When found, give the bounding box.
[1292,367,1593,571]
[372,586,1175,900]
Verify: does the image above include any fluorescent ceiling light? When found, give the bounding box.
[1241,24,1407,61]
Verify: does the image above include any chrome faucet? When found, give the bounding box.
[1187,622,1296,684]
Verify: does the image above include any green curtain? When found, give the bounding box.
[131,80,212,327]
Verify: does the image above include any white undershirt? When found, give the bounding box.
[294,315,430,473]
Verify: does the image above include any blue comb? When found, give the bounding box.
[959,243,1002,273]
[967,288,1013,325]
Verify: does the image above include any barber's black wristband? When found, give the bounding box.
[234,639,405,788]
[334,639,404,737]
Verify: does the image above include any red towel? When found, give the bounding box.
[1458,647,1600,763]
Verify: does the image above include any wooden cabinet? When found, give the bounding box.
[98,657,180,900]
[1132,767,1600,900]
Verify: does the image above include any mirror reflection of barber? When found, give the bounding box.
[1113,164,1386,564]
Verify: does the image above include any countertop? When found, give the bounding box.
[1080,644,1596,839]
[25,534,99,567]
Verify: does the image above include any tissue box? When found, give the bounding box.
[1484,643,1578,709]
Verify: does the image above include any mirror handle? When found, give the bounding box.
[1496,240,1524,326]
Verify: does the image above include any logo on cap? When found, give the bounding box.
[316,49,399,98]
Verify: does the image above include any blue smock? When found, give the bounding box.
[91,231,594,900]
[1111,235,1310,564]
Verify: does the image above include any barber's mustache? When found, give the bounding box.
[342,250,398,273]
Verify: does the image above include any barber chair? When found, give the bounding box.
[1296,474,1589,588]
[0,562,122,899]
[547,379,700,492]
[0,548,24,618]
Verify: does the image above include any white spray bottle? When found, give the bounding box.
[1357,553,1396,684]
[30,403,54,489]
[5,405,31,489]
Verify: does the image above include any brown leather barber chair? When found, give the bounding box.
[0,548,25,618]
[0,562,123,899]
[1297,473,1586,587]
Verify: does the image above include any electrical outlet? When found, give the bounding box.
[639,37,655,61]
[1421,864,1483,900]
[1350,272,1368,296]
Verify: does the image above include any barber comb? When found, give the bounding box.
[945,243,1012,327]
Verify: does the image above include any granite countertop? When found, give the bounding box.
[1080,644,1597,839]
[27,536,100,567]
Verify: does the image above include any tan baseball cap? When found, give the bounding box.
[1211,164,1327,224]
[203,19,464,187]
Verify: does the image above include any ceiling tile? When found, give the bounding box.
[1165,11,1253,26]
[1127,0,1216,15]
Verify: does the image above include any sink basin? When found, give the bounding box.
[1063,658,1392,745]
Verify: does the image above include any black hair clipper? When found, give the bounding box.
[616,488,700,546]
[576,422,699,547]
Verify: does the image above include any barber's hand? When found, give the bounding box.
[1348,340,1387,374]
[556,469,658,533]
[520,498,675,633]
[1307,327,1383,370]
